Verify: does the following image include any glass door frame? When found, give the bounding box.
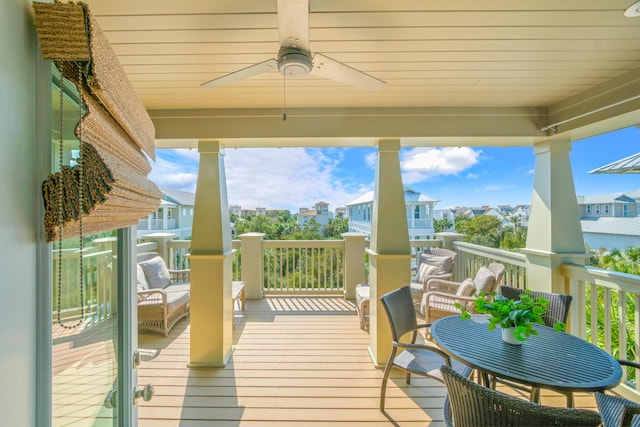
[36,58,139,426]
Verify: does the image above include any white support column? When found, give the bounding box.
[522,139,587,295]
[368,139,412,366]
[189,140,234,368]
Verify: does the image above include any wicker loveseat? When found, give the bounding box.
[136,252,190,336]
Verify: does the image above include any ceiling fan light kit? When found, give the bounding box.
[277,47,312,78]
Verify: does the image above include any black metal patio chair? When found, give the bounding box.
[378,285,471,412]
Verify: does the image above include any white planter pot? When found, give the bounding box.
[501,327,523,345]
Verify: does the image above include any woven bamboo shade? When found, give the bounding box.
[34,1,162,242]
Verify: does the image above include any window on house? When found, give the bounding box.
[623,204,630,217]
[586,205,591,215]
[414,206,420,219]
[594,205,601,215]
[603,204,610,215]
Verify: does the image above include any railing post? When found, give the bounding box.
[435,231,465,251]
[240,232,265,299]
[342,233,366,299]
[141,232,177,262]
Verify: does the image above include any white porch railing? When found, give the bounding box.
[52,248,116,326]
[560,264,640,398]
[262,240,345,293]
[453,241,527,288]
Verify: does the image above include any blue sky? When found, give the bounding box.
[149,126,640,212]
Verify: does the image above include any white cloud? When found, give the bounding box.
[224,148,366,210]
[151,148,371,212]
[400,147,481,183]
[148,153,198,192]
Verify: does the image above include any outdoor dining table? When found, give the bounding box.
[430,314,623,406]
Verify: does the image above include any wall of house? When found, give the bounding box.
[0,0,40,425]
[584,233,640,252]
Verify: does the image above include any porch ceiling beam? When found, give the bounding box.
[544,67,640,139]
[151,106,547,148]
[151,67,640,149]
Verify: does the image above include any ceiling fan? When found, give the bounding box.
[201,0,386,91]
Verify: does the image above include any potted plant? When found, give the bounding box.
[457,290,565,345]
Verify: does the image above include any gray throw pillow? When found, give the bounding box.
[139,256,171,289]
[473,267,496,293]
[420,254,453,275]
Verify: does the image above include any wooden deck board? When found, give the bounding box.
[137,296,598,426]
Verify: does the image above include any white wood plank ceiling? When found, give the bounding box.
[83,0,640,144]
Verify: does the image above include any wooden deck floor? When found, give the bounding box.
[137,296,599,426]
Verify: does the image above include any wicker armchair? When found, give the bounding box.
[595,359,640,427]
[420,263,505,322]
[136,252,190,336]
[378,286,471,412]
[441,365,602,427]
[409,248,457,303]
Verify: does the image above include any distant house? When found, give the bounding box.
[458,205,509,227]
[577,193,638,218]
[297,201,331,228]
[511,205,531,227]
[138,188,195,239]
[232,206,288,218]
[578,192,640,250]
[334,206,347,219]
[432,208,456,231]
[346,185,438,240]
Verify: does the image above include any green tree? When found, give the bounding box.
[433,217,452,233]
[462,215,503,248]
[599,247,640,275]
[234,214,276,238]
[454,214,470,234]
[500,226,527,250]
[588,246,639,378]
[327,217,349,239]
[293,218,323,240]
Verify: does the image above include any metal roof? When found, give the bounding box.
[581,217,640,236]
[589,152,640,174]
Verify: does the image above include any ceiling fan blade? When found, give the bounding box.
[201,59,278,88]
[311,53,386,91]
[277,0,310,52]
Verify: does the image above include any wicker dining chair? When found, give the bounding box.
[378,286,471,412]
[441,365,602,427]
[494,285,575,406]
[595,359,640,427]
